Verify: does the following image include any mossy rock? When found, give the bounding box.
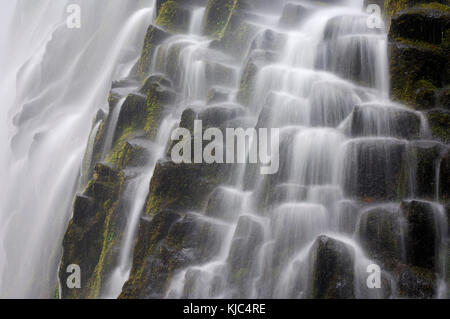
[390,38,447,107]
[344,139,409,201]
[401,200,441,271]
[358,207,403,268]
[425,108,450,142]
[144,160,231,216]
[390,7,450,46]
[206,87,230,104]
[384,0,450,23]
[436,86,450,109]
[59,164,124,298]
[112,93,147,145]
[439,148,450,203]
[309,235,355,299]
[106,141,148,170]
[203,0,239,38]
[211,20,260,59]
[237,50,277,106]
[278,3,309,29]
[136,25,170,79]
[398,264,437,298]
[409,141,445,199]
[120,209,227,298]
[155,0,190,34]
[349,104,422,139]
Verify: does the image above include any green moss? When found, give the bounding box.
[203,0,239,38]
[416,2,450,13]
[136,25,169,79]
[155,1,189,33]
[426,110,450,142]
[237,62,257,106]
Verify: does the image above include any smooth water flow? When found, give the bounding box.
[0,0,155,298]
[0,0,447,299]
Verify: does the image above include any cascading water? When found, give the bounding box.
[0,0,156,298]
[0,0,448,299]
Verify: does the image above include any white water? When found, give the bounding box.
[0,0,447,299]
[0,0,155,298]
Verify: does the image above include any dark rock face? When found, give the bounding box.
[390,41,447,107]
[136,25,170,78]
[426,109,450,143]
[358,207,403,268]
[155,0,191,33]
[237,50,277,106]
[203,0,239,38]
[144,161,230,216]
[390,8,450,46]
[401,200,440,271]
[344,139,408,201]
[228,215,264,296]
[389,4,449,109]
[59,164,124,298]
[440,148,450,203]
[113,94,147,144]
[278,3,309,29]
[349,104,422,139]
[120,210,228,298]
[409,141,445,199]
[309,235,355,299]
[398,265,437,298]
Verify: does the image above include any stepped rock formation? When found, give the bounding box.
[0,0,448,299]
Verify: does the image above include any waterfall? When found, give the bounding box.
[0,0,448,299]
[0,0,156,298]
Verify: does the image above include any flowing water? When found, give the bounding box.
[0,0,156,298]
[0,0,447,299]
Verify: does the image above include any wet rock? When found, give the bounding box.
[228,215,264,294]
[121,211,227,298]
[250,28,286,53]
[310,81,359,127]
[144,160,230,216]
[425,109,450,142]
[155,0,191,33]
[336,200,359,235]
[214,21,260,59]
[401,200,440,271]
[205,62,236,87]
[113,93,147,144]
[278,3,309,29]
[136,25,170,78]
[323,14,380,40]
[409,141,445,199]
[398,265,437,299]
[267,184,308,206]
[440,148,450,203]
[390,7,450,46]
[140,74,172,94]
[72,195,95,226]
[237,50,277,106]
[207,87,230,104]
[205,186,247,221]
[390,40,447,107]
[203,0,239,38]
[344,139,408,201]
[436,87,450,110]
[107,141,148,170]
[358,207,403,268]
[59,163,124,298]
[198,104,245,128]
[349,104,422,139]
[309,235,355,299]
